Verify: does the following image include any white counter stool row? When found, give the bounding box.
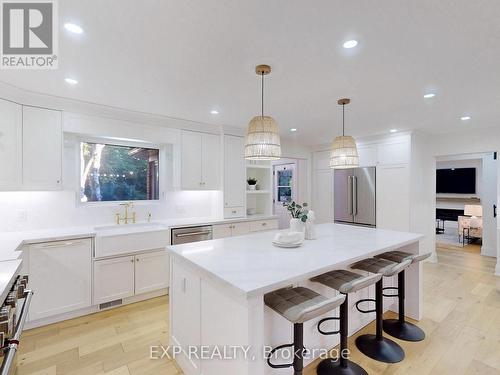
[310,270,382,375]
[264,287,345,375]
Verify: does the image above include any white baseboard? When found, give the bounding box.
[25,288,168,330]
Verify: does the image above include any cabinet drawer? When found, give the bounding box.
[249,219,279,232]
[213,224,233,239]
[231,222,250,237]
[224,206,245,218]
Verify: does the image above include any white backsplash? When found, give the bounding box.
[0,189,222,232]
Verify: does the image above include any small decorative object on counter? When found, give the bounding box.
[283,201,308,233]
[305,210,317,240]
[247,177,258,190]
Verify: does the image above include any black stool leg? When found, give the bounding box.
[294,323,304,375]
[355,280,405,363]
[317,295,368,375]
[383,270,425,341]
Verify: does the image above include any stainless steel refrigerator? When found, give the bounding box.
[334,167,376,227]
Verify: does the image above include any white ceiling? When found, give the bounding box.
[1,0,499,145]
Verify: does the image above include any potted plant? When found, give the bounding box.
[283,201,308,232]
[247,177,258,190]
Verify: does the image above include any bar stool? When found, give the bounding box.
[374,251,432,341]
[350,257,412,363]
[264,286,345,375]
[310,269,382,375]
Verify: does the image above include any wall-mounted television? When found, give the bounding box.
[436,168,476,194]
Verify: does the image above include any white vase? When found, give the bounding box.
[290,218,305,233]
[248,184,256,190]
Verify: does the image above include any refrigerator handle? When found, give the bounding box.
[347,176,353,215]
[353,176,358,216]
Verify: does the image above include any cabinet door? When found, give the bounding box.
[201,133,221,190]
[0,99,22,189]
[93,256,135,305]
[181,130,203,189]
[29,238,92,321]
[171,258,201,373]
[212,224,232,239]
[377,164,410,231]
[223,135,245,209]
[135,250,170,295]
[230,222,250,237]
[22,106,62,189]
[313,169,334,224]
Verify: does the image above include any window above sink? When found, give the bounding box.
[80,141,160,203]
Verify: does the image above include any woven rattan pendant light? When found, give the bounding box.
[244,65,281,160]
[329,98,359,169]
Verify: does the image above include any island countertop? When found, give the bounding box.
[167,223,423,298]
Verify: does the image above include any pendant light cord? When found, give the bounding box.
[261,72,264,118]
[342,103,345,136]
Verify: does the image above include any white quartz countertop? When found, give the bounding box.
[167,223,423,298]
[0,215,278,261]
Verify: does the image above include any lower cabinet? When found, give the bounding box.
[170,258,201,373]
[213,219,278,239]
[93,249,169,305]
[135,251,170,294]
[29,238,92,321]
[93,256,135,305]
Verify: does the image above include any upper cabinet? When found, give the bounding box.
[181,130,221,190]
[0,99,22,189]
[0,100,62,191]
[223,135,245,216]
[22,106,62,190]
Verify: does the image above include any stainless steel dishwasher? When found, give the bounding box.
[171,225,213,245]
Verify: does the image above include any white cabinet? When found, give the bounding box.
[377,164,410,231]
[213,219,278,239]
[29,238,92,321]
[135,250,170,294]
[22,106,62,190]
[93,250,169,305]
[213,222,250,239]
[181,130,221,190]
[170,258,201,373]
[223,135,245,218]
[94,256,135,305]
[0,99,22,189]
[357,145,377,167]
[312,169,334,223]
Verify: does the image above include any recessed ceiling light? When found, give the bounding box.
[64,77,78,85]
[343,40,358,49]
[390,129,398,133]
[290,128,298,132]
[64,23,83,34]
[460,116,471,121]
[423,93,435,99]
[210,110,219,115]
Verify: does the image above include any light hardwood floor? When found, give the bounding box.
[18,244,500,375]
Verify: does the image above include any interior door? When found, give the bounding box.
[334,169,354,223]
[353,167,376,226]
[273,163,296,229]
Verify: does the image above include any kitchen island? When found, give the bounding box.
[167,223,423,375]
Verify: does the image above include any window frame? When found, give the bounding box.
[75,137,166,206]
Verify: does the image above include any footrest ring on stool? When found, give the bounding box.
[382,286,399,298]
[355,298,376,314]
[266,343,294,369]
[317,316,340,335]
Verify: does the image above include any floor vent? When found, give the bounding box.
[99,299,123,310]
